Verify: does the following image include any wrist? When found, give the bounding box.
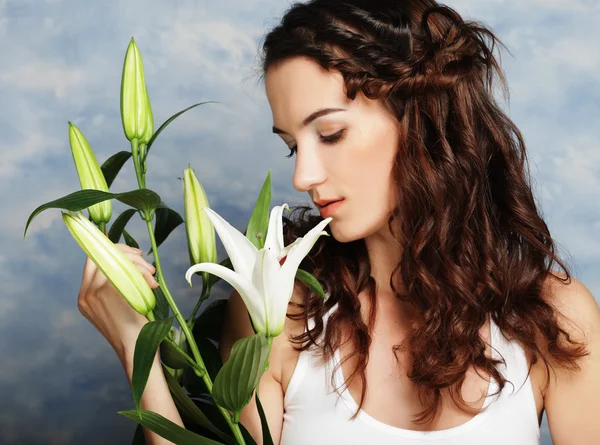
[120,344,161,382]
[117,327,160,374]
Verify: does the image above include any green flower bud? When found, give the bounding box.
[141,92,154,145]
[120,37,154,145]
[68,122,112,225]
[183,166,217,285]
[63,211,156,316]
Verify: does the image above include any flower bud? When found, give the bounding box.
[63,211,156,315]
[141,93,154,145]
[68,122,112,225]
[183,166,217,285]
[120,37,154,145]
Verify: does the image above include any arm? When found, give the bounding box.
[120,345,186,445]
[219,288,288,445]
[544,277,600,444]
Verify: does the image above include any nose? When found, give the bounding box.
[291,143,327,193]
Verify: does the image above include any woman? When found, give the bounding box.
[76,0,600,444]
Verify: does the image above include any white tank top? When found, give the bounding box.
[280,301,540,445]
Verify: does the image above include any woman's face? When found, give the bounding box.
[265,56,400,243]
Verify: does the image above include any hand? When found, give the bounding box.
[77,242,160,363]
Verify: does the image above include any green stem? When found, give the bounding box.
[147,312,196,376]
[130,140,244,444]
[131,138,146,189]
[162,336,204,375]
[187,280,210,329]
[143,217,245,444]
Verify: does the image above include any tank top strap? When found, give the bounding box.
[490,315,533,398]
[308,300,532,397]
[306,297,338,332]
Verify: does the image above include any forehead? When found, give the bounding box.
[265,56,348,124]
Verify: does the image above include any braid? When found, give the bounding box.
[264,2,505,101]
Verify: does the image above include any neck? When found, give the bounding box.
[363,220,403,294]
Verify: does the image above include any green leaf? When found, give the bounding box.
[295,268,327,300]
[101,150,132,188]
[238,422,259,445]
[132,317,175,418]
[146,202,184,256]
[159,338,189,370]
[24,188,162,238]
[193,299,228,342]
[206,257,233,288]
[189,397,258,445]
[123,229,140,249]
[162,366,233,444]
[193,397,240,440]
[132,423,146,445]
[255,393,274,445]
[195,336,222,381]
[118,410,225,445]
[145,102,217,156]
[182,365,208,398]
[151,281,170,320]
[108,208,138,243]
[212,333,270,414]
[245,170,271,249]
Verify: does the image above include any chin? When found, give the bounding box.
[327,223,364,244]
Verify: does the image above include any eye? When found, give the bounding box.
[320,129,346,145]
[285,145,297,159]
[285,129,346,159]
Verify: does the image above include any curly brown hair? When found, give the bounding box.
[258,0,588,424]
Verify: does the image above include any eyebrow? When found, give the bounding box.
[272,107,346,135]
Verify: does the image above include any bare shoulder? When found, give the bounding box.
[541,272,600,444]
[541,271,599,346]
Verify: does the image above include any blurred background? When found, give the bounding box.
[1,0,599,443]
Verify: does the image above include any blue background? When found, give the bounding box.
[1,0,599,443]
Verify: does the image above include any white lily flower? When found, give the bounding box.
[185,203,332,337]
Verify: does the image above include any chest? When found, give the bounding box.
[280,309,546,431]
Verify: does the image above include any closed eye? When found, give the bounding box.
[285,129,346,158]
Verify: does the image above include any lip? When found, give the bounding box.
[318,198,345,218]
[315,198,343,208]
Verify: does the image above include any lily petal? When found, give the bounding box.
[186,262,267,333]
[278,238,302,262]
[273,217,332,327]
[262,248,288,336]
[202,207,258,281]
[251,247,282,336]
[251,249,267,302]
[280,217,332,278]
[251,249,269,333]
[264,203,289,256]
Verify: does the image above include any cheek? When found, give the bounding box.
[355,129,397,197]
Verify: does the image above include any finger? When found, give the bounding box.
[124,251,156,275]
[141,268,160,288]
[115,250,158,285]
[113,243,154,273]
[116,243,143,256]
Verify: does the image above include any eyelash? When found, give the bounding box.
[285,129,346,158]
